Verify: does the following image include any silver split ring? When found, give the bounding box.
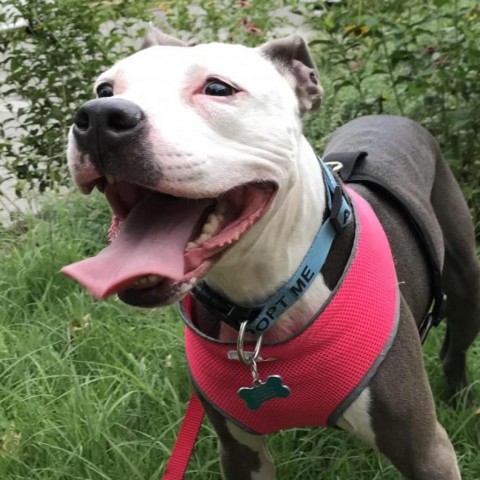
[237,320,264,365]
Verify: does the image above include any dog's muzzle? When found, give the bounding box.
[72,98,146,166]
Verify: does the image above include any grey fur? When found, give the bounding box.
[322,115,479,478]
[199,396,266,479]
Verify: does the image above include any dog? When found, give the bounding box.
[62,28,480,479]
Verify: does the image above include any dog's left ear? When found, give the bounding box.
[141,25,187,49]
[260,35,323,115]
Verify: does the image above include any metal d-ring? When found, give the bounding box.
[236,320,263,365]
[325,161,343,174]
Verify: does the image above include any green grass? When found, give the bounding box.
[0,191,479,480]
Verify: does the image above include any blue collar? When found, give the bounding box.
[191,159,353,335]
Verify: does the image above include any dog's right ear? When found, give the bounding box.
[260,35,323,115]
[141,25,187,49]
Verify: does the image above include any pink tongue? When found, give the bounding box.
[61,193,213,299]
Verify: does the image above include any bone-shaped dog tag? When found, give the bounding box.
[238,375,290,410]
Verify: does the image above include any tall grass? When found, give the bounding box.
[0,192,479,479]
[1,2,480,476]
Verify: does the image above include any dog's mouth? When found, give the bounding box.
[62,178,276,307]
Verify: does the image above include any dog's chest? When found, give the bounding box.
[181,190,399,434]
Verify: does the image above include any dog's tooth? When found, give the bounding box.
[197,232,212,243]
[188,212,224,248]
[203,214,220,235]
[186,241,197,250]
[131,275,161,289]
[106,174,115,184]
[202,223,214,235]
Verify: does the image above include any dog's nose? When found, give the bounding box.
[72,98,145,158]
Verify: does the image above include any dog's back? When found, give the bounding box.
[325,115,480,399]
[324,115,443,266]
[324,116,446,320]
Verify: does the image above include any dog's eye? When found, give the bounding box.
[204,79,235,96]
[96,83,114,98]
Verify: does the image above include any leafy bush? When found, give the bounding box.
[0,0,153,195]
[302,0,480,232]
[159,0,292,45]
[1,0,480,234]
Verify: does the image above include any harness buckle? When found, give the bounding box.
[434,293,448,326]
[419,313,433,344]
[330,185,345,233]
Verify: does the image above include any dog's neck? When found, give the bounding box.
[196,136,355,343]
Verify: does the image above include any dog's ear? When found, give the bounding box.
[260,35,323,115]
[141,25,187,49]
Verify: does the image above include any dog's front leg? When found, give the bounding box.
[202,398,275,480]
[218,421,275,480]
[341,298,461,479]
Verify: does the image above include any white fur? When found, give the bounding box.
[336,388,376,447]
[92,43,303,199]
[68,42,330,341]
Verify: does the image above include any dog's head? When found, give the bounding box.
[62,29,323,307]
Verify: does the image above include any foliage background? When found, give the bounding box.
[1,0,480,233]
[0,0,152,195]
[0,0,479,479]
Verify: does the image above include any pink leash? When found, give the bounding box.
[161,393,205,480]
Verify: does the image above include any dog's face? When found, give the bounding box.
[63,31,323,307]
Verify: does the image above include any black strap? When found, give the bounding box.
[323,151,446,343]
[324,151,368,181]
[191,281,262,331]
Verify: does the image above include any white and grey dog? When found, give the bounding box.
[63,29,480,479]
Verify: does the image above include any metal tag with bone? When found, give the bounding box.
[62,27,479,480]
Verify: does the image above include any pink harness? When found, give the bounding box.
[180,189,399,434]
